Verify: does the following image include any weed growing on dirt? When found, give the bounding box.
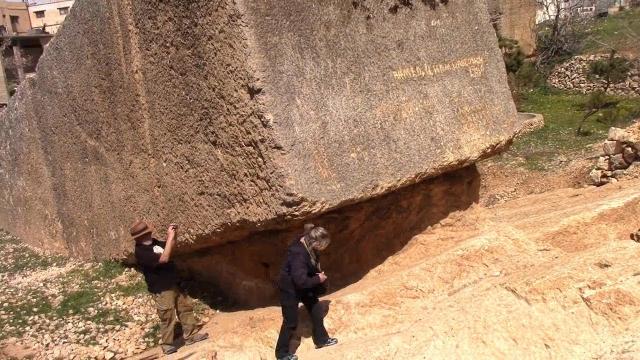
[143,323,161,346]
[0,231,66,274]
[0,230,215,357]
[506,87,640,170]
[90,307,129,326]
[56,289,100,317]
[0,289,53,340]
[116,280,147,297]
[91,260,126,281]
[582,7,640,56]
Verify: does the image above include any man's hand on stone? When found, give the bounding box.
[167,224,178,237]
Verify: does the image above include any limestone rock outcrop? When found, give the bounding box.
[488,0,538,55]
[0,0,522,259]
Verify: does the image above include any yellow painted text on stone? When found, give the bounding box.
[392,56,486,81]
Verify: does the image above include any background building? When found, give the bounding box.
[0,0,31,35]
[536,0,632,23]
[28,0,73,34]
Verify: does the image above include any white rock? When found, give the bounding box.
[603,140,623,155]
[608,127,630,142]
[596,156,611,171]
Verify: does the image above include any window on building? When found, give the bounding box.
[58,7,70,15]
[10,16,19,33]
[34,11,45,19]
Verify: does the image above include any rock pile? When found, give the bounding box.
[590,125,640,185]
[548,55,640,97]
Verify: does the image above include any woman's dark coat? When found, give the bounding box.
[278,240,325,301]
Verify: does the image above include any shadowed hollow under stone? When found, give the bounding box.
[180,165,480,307]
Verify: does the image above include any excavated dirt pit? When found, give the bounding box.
[175,166,481,307]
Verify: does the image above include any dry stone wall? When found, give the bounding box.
[590,124,640,185]
[0,0,523,259]
[549,55,640,97]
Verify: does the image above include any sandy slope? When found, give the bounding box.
[138,180,640,360]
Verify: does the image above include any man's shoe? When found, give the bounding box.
[162,345,178,355]
[185,332,209,346]
[315,337,338,349]
[277,355,298,360]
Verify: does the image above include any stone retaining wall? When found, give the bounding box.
[590,124,640,185]
[549,55,640,97]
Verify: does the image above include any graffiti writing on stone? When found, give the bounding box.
[374,96,436,122]
[392,56,485,81]
[454,104,490,124]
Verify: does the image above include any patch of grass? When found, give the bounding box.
[0,230,19,245]
[58,260,126,288]
[509,87,640,169]
[0,290,53,340]
[90,307,129,326]
[143,324,160,345]
[56,289,100,317]
[115,280,147,297]
[0,247,66,274]
[91,260,126,281]
[0,229,67,274]
[582,8,640,55]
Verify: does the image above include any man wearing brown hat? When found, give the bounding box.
[130,220,208,355]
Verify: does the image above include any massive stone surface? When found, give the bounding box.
[0,0,521,259]
[489,0,538,55]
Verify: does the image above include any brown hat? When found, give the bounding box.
[129,220,152,240]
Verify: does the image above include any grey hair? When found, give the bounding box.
[303,223,315,235]
[305,226,330,247]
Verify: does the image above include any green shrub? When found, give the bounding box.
[499,36,525,74]
[515,62,545,90]
[588,50,631,91]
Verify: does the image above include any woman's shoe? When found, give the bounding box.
[315,337,338,349]
[185,332,209,346]
[162,344,178,355]
[277,355,298,360]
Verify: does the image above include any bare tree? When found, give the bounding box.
[535,0,590,67]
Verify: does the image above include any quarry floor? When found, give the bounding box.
[4,151,640,360]
[127,172,640,359]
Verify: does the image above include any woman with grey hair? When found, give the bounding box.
[274,224,338,360]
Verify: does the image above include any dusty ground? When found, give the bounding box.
[7,140,640,360]
[478,147,598,207]
[119,174,640,359]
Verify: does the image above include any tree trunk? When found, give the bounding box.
[577,110,598,136]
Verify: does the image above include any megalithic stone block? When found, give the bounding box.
[0,0,523,259]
